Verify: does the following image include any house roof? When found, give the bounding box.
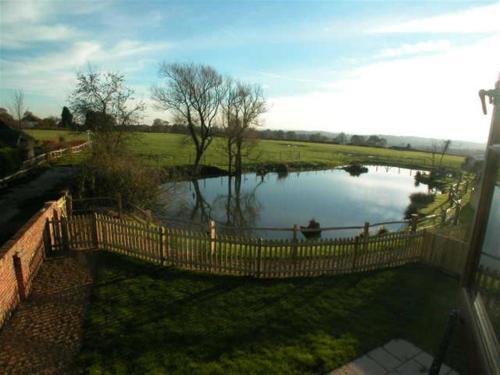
[0,120,35,148]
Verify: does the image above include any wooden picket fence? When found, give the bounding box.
[46,213,431,278]
[420,231,469,275]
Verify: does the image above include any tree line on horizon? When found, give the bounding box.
[0,104,390,150]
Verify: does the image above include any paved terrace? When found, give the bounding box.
[330,339,459,375]
[0,254,92,374]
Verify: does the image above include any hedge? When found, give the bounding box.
[0,147,24,178]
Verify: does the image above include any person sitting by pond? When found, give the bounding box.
[301,218,321,238]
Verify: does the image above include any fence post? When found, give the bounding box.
[410,214,418,232]
[61,216,70,251]
[92,212,99,249]
[66,192,73,216]
[164,227,170,264]
[257,238,263,278]
[209,220,216,255]
[12,253,26,300]
[159,226,165,265]
[352,236,359,272]
[363,222,369,251]
[440,209,447,225]
[453,203,462,225]
[43,218,52,256]
[116,193,123,218]
[292,224,299,273]
[448,188,453,204]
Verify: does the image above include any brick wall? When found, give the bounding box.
[0,196,66,327]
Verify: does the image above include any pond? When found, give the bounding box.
[155,166,430,239]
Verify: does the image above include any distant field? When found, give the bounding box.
[26,129,465,170]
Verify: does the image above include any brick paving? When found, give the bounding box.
[330,339,459,375]
[0,254,93,374]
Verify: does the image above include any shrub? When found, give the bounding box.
[409,192,435,205]
[78,150,160,209]
[404,203,419,219]
[377,227,389,236]
[404,192,435,219]
[342,163,368,177]
[0,147,24,178]
[275,163,289,174]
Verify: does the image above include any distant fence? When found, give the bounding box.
[46,212,473,278]
[0,141,90,187]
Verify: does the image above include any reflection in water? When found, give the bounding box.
[160,176,263,236]
[156,166,430,239]
[213,175,263,231]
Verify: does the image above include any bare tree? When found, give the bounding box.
[220,78,240,175]
[221,80,266,176]
[9,89,26,129]
[69,66,145,153]
[69,67,159,208]
[151,63,226,173]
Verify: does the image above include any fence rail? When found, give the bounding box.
[0,141,91,187]
[45,213,439,278]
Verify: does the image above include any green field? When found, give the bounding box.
[26,129,465,170]
[77,252,466,374]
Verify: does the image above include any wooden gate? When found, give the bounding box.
[45,214,96,254]
[420,231,468,276]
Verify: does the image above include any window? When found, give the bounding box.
[462,79,500,373]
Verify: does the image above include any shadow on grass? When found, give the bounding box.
[77,251,465,374]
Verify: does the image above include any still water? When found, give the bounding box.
[156,166,429,239]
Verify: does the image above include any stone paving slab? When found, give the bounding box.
[350,356,387,375]
[329,339,459,375]
[0,254,93,374]
[384,339,420,362]
[367,347,402,371]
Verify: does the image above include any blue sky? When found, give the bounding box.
[1,0,499,142]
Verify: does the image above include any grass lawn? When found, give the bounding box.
[77,252,466,374]
[26,129,465,170]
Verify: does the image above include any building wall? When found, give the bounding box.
[0,196,66,327]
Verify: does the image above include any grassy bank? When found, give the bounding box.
[77,252,466,374]
[26,129,465,171]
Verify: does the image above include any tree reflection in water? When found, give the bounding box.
[166,174,265,235]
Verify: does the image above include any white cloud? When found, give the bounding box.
[1,40,170,81]
[1,24,80,49]
[264,35,500,143]
[0,0,112,48]
[0,0,78,49]
[0,39,171,118]
[376,40,451,59]
[372,3,500,34]
[0,0,46,24]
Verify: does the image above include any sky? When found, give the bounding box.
[0,0,499,143]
